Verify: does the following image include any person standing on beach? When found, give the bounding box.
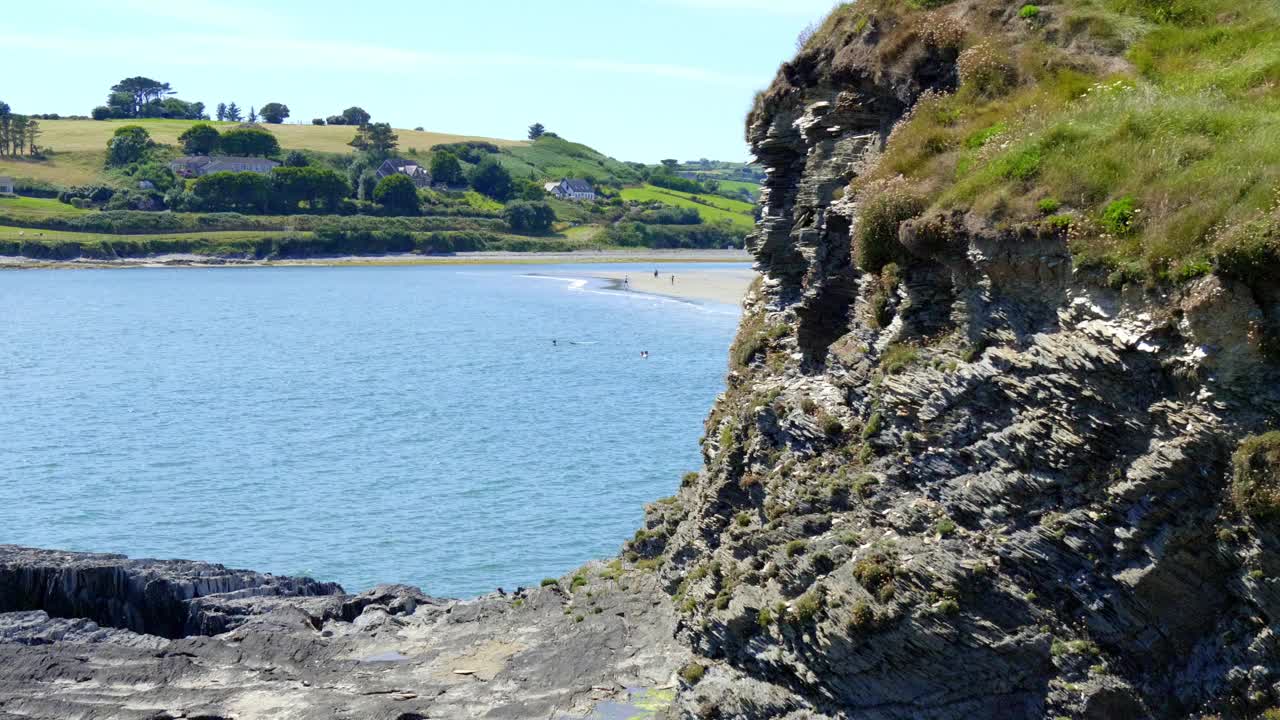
[671,274,676,285]
[653,269,659,278]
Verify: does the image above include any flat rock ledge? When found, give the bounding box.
[0,545,686,719]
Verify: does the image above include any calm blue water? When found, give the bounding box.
[0,264,741,597]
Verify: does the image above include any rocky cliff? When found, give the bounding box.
[3,2,1279,719]
[631,2,1280,719]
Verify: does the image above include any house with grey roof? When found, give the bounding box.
[547,179,596,202]
[168,156,280,178]
[377,159,432,188]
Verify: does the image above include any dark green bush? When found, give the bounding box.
[504,201,557,235]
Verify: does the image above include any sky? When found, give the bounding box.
[2,0,842,163]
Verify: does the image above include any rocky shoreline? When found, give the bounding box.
[0,545,686,719]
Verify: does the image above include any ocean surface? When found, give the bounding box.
[0,264,743,597]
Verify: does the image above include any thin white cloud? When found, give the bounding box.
[2,32,762,88]
[92,0,285,28]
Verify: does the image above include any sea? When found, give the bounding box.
[0,263,743,597]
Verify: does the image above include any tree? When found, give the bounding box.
[270,166,349,212]
[110,77,174,117]
[469,157,514,201]
[311,118,325,126]
[518,179,546,201]
[191,171,271,212]
[161,98,205,120]
[260,103,290,124]
[283,150,309,167]
[131,161,176,192]
[528,122,546,140]
[26,118,44,156]
[348,122,397,156]
[504,200,556,234]
[225,102,243,122]
[178,123,220,155]
[429,151,465,186]
[0,103,10,156]
[106,125,154,167]
[373,174,420,215]
[326,115,347,126]
[661,159,679,169]
[106,92,135,118]
[341,106,371,126]
[218,128,280,157]
[357,169,378,201]
[248,106,258,123]
[92,106,112,121]
[216,103,228,122]
[8,116,29,156]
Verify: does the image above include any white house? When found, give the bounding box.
[0,176,14,194]
[547,179,596,202]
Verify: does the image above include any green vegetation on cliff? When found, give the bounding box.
[785,0,1280,283]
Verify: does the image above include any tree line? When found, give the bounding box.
[0,102,42,157]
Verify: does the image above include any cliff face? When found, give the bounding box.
[637,5,1280,719]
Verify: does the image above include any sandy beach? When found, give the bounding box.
[591,267,758,306]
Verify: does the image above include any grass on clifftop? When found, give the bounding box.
[830,0,1280,284]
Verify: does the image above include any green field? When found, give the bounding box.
[620,185,756,231]
[713,180,762,202]
[0,195,90,217]
[0,118,526,187]
[26,118,524,155]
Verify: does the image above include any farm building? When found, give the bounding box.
[0,177,13,194]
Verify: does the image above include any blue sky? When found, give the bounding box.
[3,0,839,163]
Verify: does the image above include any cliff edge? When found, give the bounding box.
[631,1,1280,718]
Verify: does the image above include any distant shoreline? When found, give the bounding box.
[0,248,754,271]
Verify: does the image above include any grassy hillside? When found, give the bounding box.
[811,0,1280,282]
[0,120,655,190]
[28,119,524,154]
[500,136,641,185]
[620,185,756,231]
[0,119,526,187]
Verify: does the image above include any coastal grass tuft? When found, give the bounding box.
[1231,432,1280,521]
[680,662,706,685]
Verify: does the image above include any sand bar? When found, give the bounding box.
[591,267,757,307]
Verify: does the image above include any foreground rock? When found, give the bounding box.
[0,547,685,719]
